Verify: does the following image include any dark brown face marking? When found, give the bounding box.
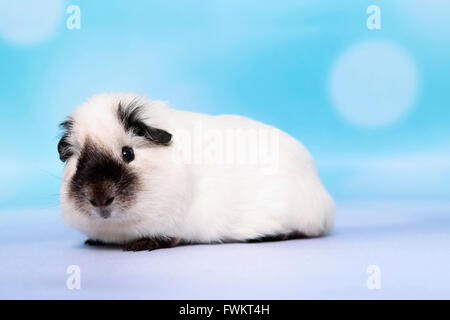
[69,139,139,218]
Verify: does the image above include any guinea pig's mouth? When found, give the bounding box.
[95,207,112,219]
[85,200,134,221]
[84,193,116,219]
[88,208,123,221]
[87,198,133,221]
[86,207,136,223]
[78,194,132,221]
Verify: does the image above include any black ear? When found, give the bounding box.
[134,122,172,145]
[58,134,73,162]
[58,119,74,162]
[118,101,172,145]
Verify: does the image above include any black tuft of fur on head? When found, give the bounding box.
[117,100,172,145]
[70,139,139,211]
[58,119,74,162]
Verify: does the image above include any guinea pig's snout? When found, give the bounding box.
[86,182,116,219]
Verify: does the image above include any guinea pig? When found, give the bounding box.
[58,93,334,251]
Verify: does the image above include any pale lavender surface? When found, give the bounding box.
[1,202,449,299]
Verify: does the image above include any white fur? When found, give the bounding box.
[60,93,334,244]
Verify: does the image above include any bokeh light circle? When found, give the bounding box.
[0,0,63,45]
[329,41,419,127]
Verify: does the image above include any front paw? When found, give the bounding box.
[123,238,159,251]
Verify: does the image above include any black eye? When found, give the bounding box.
[122,146,135,163]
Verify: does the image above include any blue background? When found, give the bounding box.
[1,0,449,209]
